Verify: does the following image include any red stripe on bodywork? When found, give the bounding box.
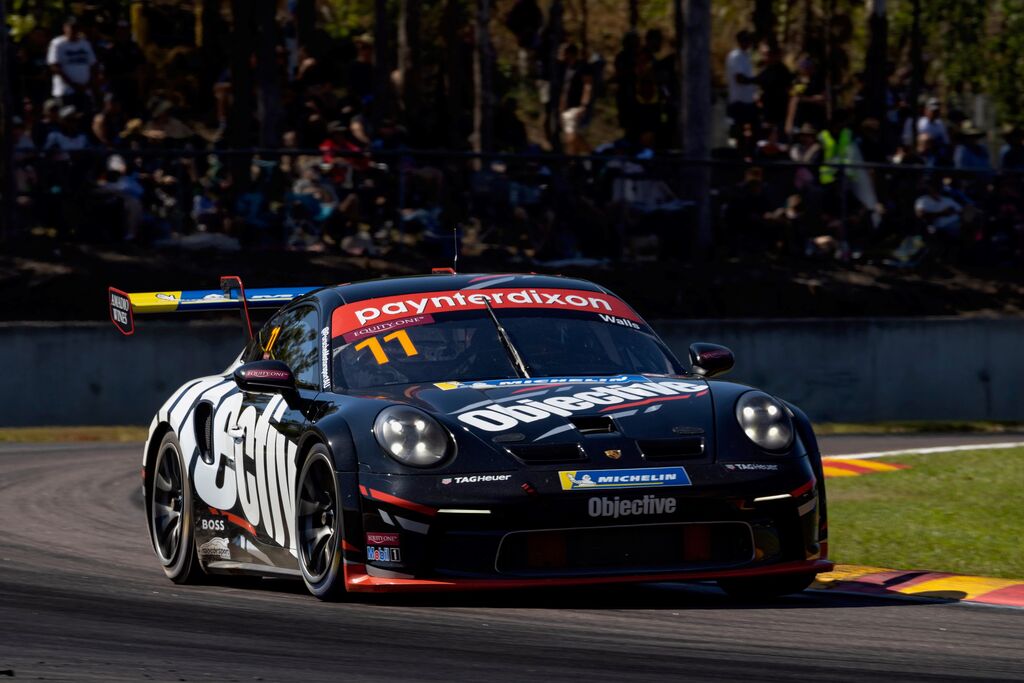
[364,487,438,517]
[599,394,692,413]
[789,477,816,498]
[513,385,559,393]
[208,506,257,536]
[343,559,834,593]
[341,540,360,553]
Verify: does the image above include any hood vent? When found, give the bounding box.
[569,415,616,435]
[638,437,705,461]
[506,443,587,464]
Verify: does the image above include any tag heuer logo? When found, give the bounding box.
[604,449,622,460]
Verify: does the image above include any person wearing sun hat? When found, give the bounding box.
[953,120,992,172]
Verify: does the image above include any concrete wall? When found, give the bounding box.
[2,318,1022,426]
[655,318,1024,422]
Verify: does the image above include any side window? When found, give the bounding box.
[245,306,321,390]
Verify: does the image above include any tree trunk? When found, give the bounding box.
[801,0,815,53]
[628,0,638,33]
[229,0,255,188]
[255,0,282,147]
[0,0,12,239]
[198,0,223,115]
[472,0,495,158]
[443,0,465,147]
[753,0,776,47]
[295,0,315,49]
[673,0,684,149]
[681,0,711,254]
[399,0,422,119]
[545,0,564,150]
[580,0,589,55]
[908,0,922,143]
[373,0,392,125]
[865,0,888,122]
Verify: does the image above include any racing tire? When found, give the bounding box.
[150,432,204,584]
[717,572,817,600]
[296,445,346,601]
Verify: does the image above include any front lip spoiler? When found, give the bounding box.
[343,559,834,593]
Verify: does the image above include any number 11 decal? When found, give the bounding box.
[354,330,420,365]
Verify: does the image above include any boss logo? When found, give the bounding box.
[200,518,226,531]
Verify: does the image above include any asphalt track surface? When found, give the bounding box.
[1,441,1022,682]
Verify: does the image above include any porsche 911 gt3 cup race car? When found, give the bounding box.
[109,272,832,600]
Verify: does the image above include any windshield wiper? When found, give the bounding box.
[482,300,531,378]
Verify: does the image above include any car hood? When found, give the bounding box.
[369,375,716,456]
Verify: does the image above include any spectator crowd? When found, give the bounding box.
[5,7,1023,267]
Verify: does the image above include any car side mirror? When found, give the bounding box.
[689,343,734,378]
[233,360,298,395]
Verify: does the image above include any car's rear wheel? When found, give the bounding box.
[151,432,203,584]
[297,445,346,600]
[717,572,817,600]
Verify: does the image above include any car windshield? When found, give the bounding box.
[331,308,683,391]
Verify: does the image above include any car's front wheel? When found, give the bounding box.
[296,444,346,600]
[150,432,204,584]
[717,572,817,600]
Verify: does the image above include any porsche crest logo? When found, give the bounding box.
[604,449,622,460]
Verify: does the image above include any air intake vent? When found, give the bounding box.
[506,443,587,464]
[638,437,705,461]
[569,415,616,434]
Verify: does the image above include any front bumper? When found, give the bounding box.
[344,457,829,592]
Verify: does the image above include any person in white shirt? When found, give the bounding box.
[725,31,758,132]
[47,17,96,107]
[43,106,88,161]
[902,97,950,148]
[914,179,961,236]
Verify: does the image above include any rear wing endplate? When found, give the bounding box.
[108,276,317,337]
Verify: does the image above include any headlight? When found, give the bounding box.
[735,391,794,451]
[373,406,454,467]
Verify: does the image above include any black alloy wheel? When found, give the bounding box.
[296,445,346,599]
[150,432,203,583]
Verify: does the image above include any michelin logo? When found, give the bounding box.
[457,380,705,432]
[559,466,691,491]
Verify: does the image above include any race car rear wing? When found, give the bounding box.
[108,276,318,337]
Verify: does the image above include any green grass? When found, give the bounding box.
[815,420,1024,435]
[0,426,149,443]
[828,447,1024,579]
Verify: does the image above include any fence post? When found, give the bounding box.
[839,162,849,261]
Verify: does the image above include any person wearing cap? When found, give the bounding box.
[902,97,950,148]
[46,16,96,110]
[43,105,88,158]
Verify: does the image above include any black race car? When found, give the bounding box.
[109,272,832,599]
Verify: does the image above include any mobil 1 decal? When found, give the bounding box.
[191,393,299,554]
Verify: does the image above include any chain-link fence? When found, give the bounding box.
[8,145,1022,267]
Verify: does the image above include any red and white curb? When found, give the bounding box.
[812,565,1024,608]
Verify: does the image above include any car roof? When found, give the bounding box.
[325,273,612,306]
